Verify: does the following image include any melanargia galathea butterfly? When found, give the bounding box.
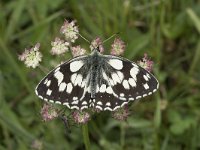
[35,48,159,111]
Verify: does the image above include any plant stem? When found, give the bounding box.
[82,123,91,150]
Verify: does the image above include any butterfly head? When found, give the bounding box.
[91,46,101,54]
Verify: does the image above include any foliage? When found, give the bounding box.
[0,0,200,149]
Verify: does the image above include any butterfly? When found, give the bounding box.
[35,48,159,111]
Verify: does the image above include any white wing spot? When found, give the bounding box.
[130,67,139,81]
[109,78,115,86]
[120,93,125,97]
[71,106,79,109]
[70,60,84,72]
[121,102,128,107]
[46,89,52,96]
[105,102,111,106]
[129,97,134,100]
[63,102,70,108]
[59,82,67,92]
[100,84,106,93]
[87,86,91,93]
[54,67,60,73]
[44,79,48,84]
[143,94,147,97]
[46,80,51,87]
[128,78,136,87]
[116,71,124,82]
[71,73,77,85]
[106,86,113,94]
[102,70,108,80]
[96,105,103,110]
[54,71,64,85]
[55,101,61,104]
[136,96,141,99]
[81,80,86,88]
[146,73,151,78]
[113,106,120,111]
[35,90,38,95]
[82,101,87,105]
[73,97,78,100]
[97,101,103,105]
[96,85,99,92]
[111,73,121,84]
[104,107,112,111]
[143,75,149,81]
[72,100,78,104]
[74,74,83,86]
[143,83,149,89]
[108,59,123,70]
[132,63,139,68]
[49,100,54,103]
[122,80,130,89]
[81,106,88,110]
[66,83,73,93]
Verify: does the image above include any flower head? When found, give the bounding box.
[112,105,130,121]
[72,111,90,124]
[31,140,43,150]
[40,103,58,122]
[111,38,125,56]
[60,20,79,43]
[51,37,69,55]
[90,37,104,53]
[18,43,42,68]
[137,53,154,72]
[71,45,86,57]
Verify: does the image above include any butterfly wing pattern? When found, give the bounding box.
[93,55,159,111]
[35,49,159,111]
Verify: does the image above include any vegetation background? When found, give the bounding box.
[0,0,200,150]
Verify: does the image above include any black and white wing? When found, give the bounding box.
[92,55,159,111]
[35,56,91,110]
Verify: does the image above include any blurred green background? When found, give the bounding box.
[1,0,200,150]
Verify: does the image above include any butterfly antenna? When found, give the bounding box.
[77,33,90,44]
[102,32,120,44]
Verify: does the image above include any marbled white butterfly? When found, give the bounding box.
[35,48,159,111]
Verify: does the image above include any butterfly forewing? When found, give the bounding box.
[35,56,91,109]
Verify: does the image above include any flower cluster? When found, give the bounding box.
[51,37,69,55]
[90,37,104,53]
[112,105,130,121]
[137,53,154,72]
[40,103,58,122]
[31,140,43,150]
[18,43,42,68]
[72,111,90,124]
[111,38,126,56]
[60,20,79,43]
[71,45,86,57]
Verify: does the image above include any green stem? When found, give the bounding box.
[120,123,125,150]
[82,123,91,150]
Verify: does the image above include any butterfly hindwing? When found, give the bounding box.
[93,55,159,111]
